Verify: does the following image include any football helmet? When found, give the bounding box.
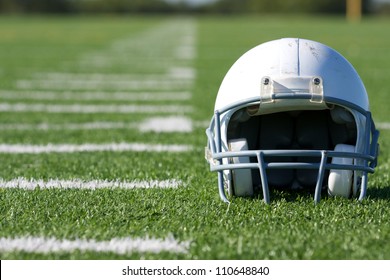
[205,38,379,204]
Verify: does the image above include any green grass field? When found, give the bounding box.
[0,15,389,260]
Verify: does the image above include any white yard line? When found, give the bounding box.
[0,90,191,101]
[0,122,135,131]
[0,103,192,114]
[0,116,193,133]
[194,120,211,129]
[377,122,390,130]
[138,116,193,132]
[32,67,195,80]
[0,177,184,190]
[0,142,192,154]
[0,117,202,133]
[77,56,181,70]
[16,78,192,90]
[0,236,189,254]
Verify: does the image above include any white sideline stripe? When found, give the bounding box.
[0,178,184,190]
[0,142,192,154]
[106,20,196,62]
[0,90,191,101]
[377,122,390,130]
[16,79,192,90]
[0,116,193,133]
[0,236,189,254]
[0,103,192,114]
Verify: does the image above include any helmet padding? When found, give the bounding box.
[227,108,357,191]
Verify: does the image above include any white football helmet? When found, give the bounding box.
[205,38,379,204]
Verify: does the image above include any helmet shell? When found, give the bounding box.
[215,38,369,112]
[206,38,379,203]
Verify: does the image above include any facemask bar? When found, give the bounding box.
[206,95,379,204]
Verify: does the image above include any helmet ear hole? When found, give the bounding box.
[330,106,354,124]
[329,106,357,146]
[228,138,254,197]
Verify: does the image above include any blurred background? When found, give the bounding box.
[0,0,388,16]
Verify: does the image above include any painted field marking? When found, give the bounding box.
[139,116,193,132]
[32,67,196,80]
[0,103,192,114]
[108,19,196,61]
[0,90,191,101]
[59,19,196,82]
[16,78,192,91]
[0,116,193,133]
[0,177,184,190]
[17,68,195,91]
[377,122,390,130]
[0,142,192,154]
[0,236,189,254]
